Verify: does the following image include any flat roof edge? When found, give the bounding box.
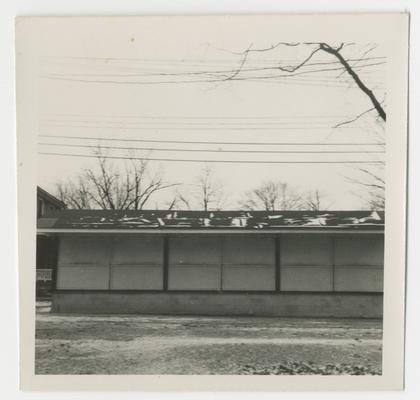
[37,228,384,234]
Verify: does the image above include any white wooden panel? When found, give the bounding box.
[334,266,383,292]
[281,235,331,266]
[59,236,109,265]
[110,265,163,290]
[169,265,220,290]
[112,235,163,264]
[169,236,220,265]
[57,265,109,289]
[335,237,384,266]
[223,236,274,264]
[280,266,333,291]
[222,265,275,291]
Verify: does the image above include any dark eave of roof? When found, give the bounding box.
[37,209,384,231]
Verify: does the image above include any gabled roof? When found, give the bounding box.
[37,186,66,209]
[37,209,384,231]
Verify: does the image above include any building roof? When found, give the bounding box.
[37,186,66,209]
[37,209,384,232]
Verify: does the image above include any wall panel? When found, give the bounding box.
[222,265,275,291]
[169,236,221,290]
[170,236,220,265]
[334,236,384,292]
[281,235,331,266]
[169,265,221,290]
[110,265,163,290]
[280,266,333,291]
[223,236,274,264]
[111,235,163,290]
[335,236,384,266]
[112,236,163,264]
[280,235,333,291]
[57,265,109,289]
[222,236,275,290]
[334,266,383,292]
[57,236,111,290]
[58,236,110,265]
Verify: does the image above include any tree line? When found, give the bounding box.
[54,149,382,211]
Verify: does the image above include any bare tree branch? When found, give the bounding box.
[277,46,323,73]
[303,189,330,211]
[318,42,386,121]
[241,181,304,211]
[222,44,253,81]
[333,105,378,128]
[336,43,378,78]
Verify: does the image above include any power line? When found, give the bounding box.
[41,59,386,79]
[247,78,385,90]
[40,120,371,127]
[43,61,384,75]
[38,152,384,165]
[40,62,386,85]
[42,55,386,63]
[40,124,369,131]
[38,135,385,147]
[42,58,387,75]
[40,114,374,120]
[38,142,385,154]
[40,76,384,88]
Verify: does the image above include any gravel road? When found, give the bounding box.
[35,311,382,375]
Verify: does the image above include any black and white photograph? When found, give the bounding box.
[15,14,408,391]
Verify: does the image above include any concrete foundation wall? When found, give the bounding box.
[52,292,383,318]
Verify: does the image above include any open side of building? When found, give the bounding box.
[37,210,384,318]
[36,186,66,297]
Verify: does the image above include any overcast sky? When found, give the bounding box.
[36,17,386,210]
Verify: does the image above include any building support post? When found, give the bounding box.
[51,235,59,292]
[275,235,281,292]
[163,236,169,291]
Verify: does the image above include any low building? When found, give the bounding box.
[37,210,384,317]
[36,186,65,297]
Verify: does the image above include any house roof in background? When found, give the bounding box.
[37,210,384,231]
[37,186,66,209]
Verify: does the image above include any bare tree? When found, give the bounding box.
[176,165,225,211]
[165,188,192,211]
[56,178,92,210]
[194,165,226,211]
[55,148,177,210]
[348,165,385,211]
[302,189,330,211]
[161,167,226,211]
[241,181,303,211]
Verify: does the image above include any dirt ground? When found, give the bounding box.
[35,302,383,375]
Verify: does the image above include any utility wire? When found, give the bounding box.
[38,142,385,154]
[40,114,375,120]
[38,135,385,147]
[40,62,386,85]
[40,124,369,131]
[41,61,385,78]
[43,55,386,63]
[38,152,384,165]
[40,120,374,126]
